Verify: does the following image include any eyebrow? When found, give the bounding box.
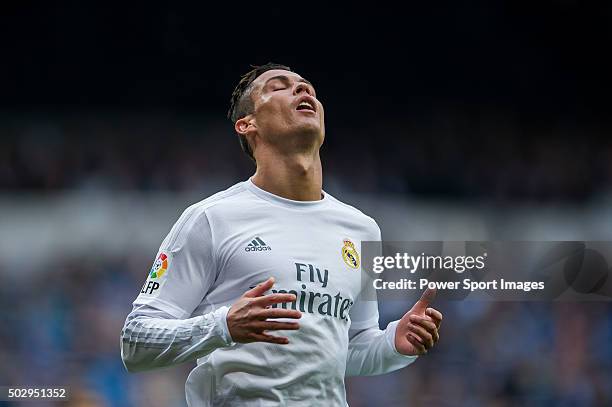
[263,75,314,89]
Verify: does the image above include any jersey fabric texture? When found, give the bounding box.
[121,179,416,406]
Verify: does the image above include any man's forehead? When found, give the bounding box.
[253,69,307,86]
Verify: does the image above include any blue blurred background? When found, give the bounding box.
[1,2,612,406]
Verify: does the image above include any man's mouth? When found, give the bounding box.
[296,97,316,113]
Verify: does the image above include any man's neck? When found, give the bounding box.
[251,151,323,201]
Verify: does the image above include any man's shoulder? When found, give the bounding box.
[175,181,252,226]
[190,181,251,211]
[325,192,380,232]
[159,182,251,250]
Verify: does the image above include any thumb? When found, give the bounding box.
[409,288,437,314]
[243,277,275,298]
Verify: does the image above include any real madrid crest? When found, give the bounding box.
[341,239,360,269]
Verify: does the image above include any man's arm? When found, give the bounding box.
[345,320,417,377]
[120,205,301,373]
[345,289,442,377]
[121,278,301,372]
[120,207,223,372]
[345,222,442,377]
[121,278,300,371]
[121,304,233,372]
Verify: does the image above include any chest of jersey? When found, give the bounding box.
[207,208,368,321]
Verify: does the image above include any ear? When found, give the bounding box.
[235,115,257,136]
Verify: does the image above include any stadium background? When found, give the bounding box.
[1,2,612,406]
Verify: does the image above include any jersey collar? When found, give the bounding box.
[245,177,330,209]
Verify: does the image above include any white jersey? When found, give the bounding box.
[121,179,416,406]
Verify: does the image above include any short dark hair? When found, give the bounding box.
[228,62,292,162]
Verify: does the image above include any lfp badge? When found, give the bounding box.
[341,239,360,269]
[149,252,169,279]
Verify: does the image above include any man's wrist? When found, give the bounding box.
[212,306,235,346]
[386,320,419,360]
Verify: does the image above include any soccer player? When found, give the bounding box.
[121,63,443,406]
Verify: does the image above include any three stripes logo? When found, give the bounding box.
[245,237,272,252]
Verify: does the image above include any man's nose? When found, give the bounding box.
[293,82,312,96]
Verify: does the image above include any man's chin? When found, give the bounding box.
[294,120,323,137]
[294,125,324,143]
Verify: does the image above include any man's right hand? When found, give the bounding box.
[226,277,301,344]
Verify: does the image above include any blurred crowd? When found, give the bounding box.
[0,253,610,406]
[0,253,193,407]
[1,113,612,406]
[1,113,611,202]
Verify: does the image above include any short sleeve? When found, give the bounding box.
[133,207,217,318]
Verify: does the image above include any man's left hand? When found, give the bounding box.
[395,288,442,356]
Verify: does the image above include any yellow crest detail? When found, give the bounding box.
[341,239,360,269]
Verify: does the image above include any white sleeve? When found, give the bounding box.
[121,207,234,372]
[345,221,417,377]
[121,304,234,372]
[132,207,218,318]
[346,300,417,377]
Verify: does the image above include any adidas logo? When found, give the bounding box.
[245,237,272,252]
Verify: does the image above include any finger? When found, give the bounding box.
[405,328,425,345]
[250,332,290,345]
[409,315,437,332]
[258,308,302,320]
[407,323,434,349]
[406,333,427,354]
[413,318,440,343]
[243,277,275,298]
[426,308,443,328]
[253,321,300,331]
[254,293,297,307]
[410,288,437,314]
